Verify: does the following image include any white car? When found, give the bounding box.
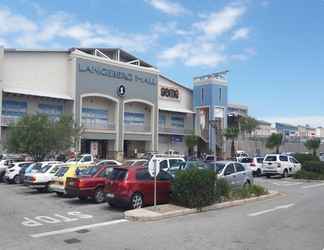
[67,154,95,164]
[97,160,122,166]
[124,159,148,167]
[4,162,33,184]
[157,157,185,172]
[24,163,64,192]
[320,152,324,162]
[242,157,264,176]
[262,154,301,178]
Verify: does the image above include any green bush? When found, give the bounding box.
[248,184,268,196]
[230,184,268,200]
[294,153,319,165]
[171,168,216,210]
[294,170,324,180]
[215,178,231,202]
[302,161,324,174]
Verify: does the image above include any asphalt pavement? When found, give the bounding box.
[1,177,324,250]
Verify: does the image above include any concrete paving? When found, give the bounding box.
[0,177,324,249]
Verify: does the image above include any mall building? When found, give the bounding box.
[0,47,229,160]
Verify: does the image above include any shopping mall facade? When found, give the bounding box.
[0,47,229,160]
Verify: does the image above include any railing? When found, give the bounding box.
[1,116,21,126]
[159,126,193,135]
[124,124,151,133]
[82,120,115,130]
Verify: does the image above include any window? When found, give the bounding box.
[171,115,184,128]
[219,88,222,103]
[79,165,100,176]
[108,168,128,180]
[235,163,245,172]
[159,160,168,170]
[201,88,204,104]
[55,167,69,177]
[39,164,52,173]
[265,155,277,162]
[257,158,264,163]
[82,156,92,162]
[124,112,145,125]
[279,156,288,162]
[132,160,147,167]
[289,157,299,164]
[136,169,153,181]
[50,165,62,174]
[157,171,172,181]
[159,114,166,127]
[224,164,235,176]
[207,163,225,173]
[169,159,183,170]
[240,158,253,163]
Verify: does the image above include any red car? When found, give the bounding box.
[65,164,111,203]
[105,166,172,209]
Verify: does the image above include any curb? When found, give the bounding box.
[125,191,281,222]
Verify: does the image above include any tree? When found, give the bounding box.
[6,114,81,161]
[304,138,321,156]
[185,134,199,156]
[223,127,239,158]
[266,133,283,154]
[239,116,258,137]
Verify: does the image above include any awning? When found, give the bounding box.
[159,107,195,114]
[3,87,74,100]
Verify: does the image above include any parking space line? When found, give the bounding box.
[248,203,295,217]
[302,183,324,189]
[272,181,302,186]
[30,219,128,238]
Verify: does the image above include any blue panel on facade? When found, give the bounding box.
[2,100,27,117]
[124,112,145,125]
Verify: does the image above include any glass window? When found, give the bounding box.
[207,163,225,173]
[157,170,172,181]
[159,160,168,170]
[39,164,52,173]
[55,167,69,177]
[50,165,62,174]
[108,168,128,180]
[289,157,299,164]
[240,158,253,163]
[78,165,100,176]
[265,156,277,162]
[132,160,147,167]
[235,163,245,172]
[257,158,264,163]
[224,164,235,176]
[279,156,288,162]
[82,156,92,162]
[169,159,183,170]
[136,169,153,181]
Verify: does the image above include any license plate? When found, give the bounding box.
[106,193,114,198]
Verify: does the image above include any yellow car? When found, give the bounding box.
[49,162,93,196]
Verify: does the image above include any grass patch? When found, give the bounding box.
[294,170,324,180]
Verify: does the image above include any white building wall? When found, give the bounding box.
[2,51,73,99]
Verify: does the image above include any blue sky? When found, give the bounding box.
[0,0,324,127]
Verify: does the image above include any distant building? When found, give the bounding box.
[275,123,298,137]
[253,120,272,138]
[227,103,248,117]
[316,127,324,138]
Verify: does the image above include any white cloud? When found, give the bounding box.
[231,27,250,40]
[0,7,156,52]
[158,40,226,67]
[194,5,246,37]
[145,0,188,16]
[260,116,324,128]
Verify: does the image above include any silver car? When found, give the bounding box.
[209,161,254,187]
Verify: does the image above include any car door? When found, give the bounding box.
[223,163,236,186]
[156,171,172,203]
[289,157,301,173]
[279,155,290,173]
[135,169,154,204]
[234,163,247,186]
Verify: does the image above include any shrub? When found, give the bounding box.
[294,170,324,180]
[302,161,324,174]
[171,168,216,210]
[294,153,319,165]
[248,184,268,196]
[215,178,231,202]
[230,184,267,200]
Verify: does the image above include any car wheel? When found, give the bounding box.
[256,169,262,177]
[282,169,288,178]
[56,192,64,197]
[94,188,105,203]
[108,201,115,208]
[131,193,143,209]
[266,174,271,178]
[13,175,20,184]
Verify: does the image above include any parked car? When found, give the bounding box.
[262,154,301,178]
[204,155,216,163]
[105,166,172,209]
[67,154,95,164]
[239,157,253,170]
[124,159,148,167]
[65,164,111,203]
[320,152,324,162]
[250,157,264,176]
[235,151,249,161]
[24,163,64,192]
[209,161,253,187]
[49,163,93,196]
[157,157,185,172]
[4,162,33,184]
[96,159,122,166]
[22,161,60,183]
[164,160,207,178]
[0,156,24,181]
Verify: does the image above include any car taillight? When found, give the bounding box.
[32,176,36,182]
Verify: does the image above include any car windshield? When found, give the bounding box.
[26,163,42,173]
[39,164,52,173]
[207,163,226,174]
[265,156,277,161]
[240,158,253,163]
[49,165,62,174]
[55,166,69,177]
[132,160,147,167]
[183,161,206,170]
[78,165,100,176]
[108,168,128,180]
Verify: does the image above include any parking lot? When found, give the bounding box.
[1,177,324,250]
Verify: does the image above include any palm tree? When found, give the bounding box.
[223,127,239,158]
[239,116,258,137]
[266,133,283,154]
[304,138,321,156]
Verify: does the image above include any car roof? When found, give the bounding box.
[214,161,233,164]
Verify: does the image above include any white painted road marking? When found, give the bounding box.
[272,181,302,186]
[302,183,324,189]
[248,203,295,217]
[30,219,128,238]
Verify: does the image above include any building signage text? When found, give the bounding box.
[160,87,179,100]
[78,63,156,86]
